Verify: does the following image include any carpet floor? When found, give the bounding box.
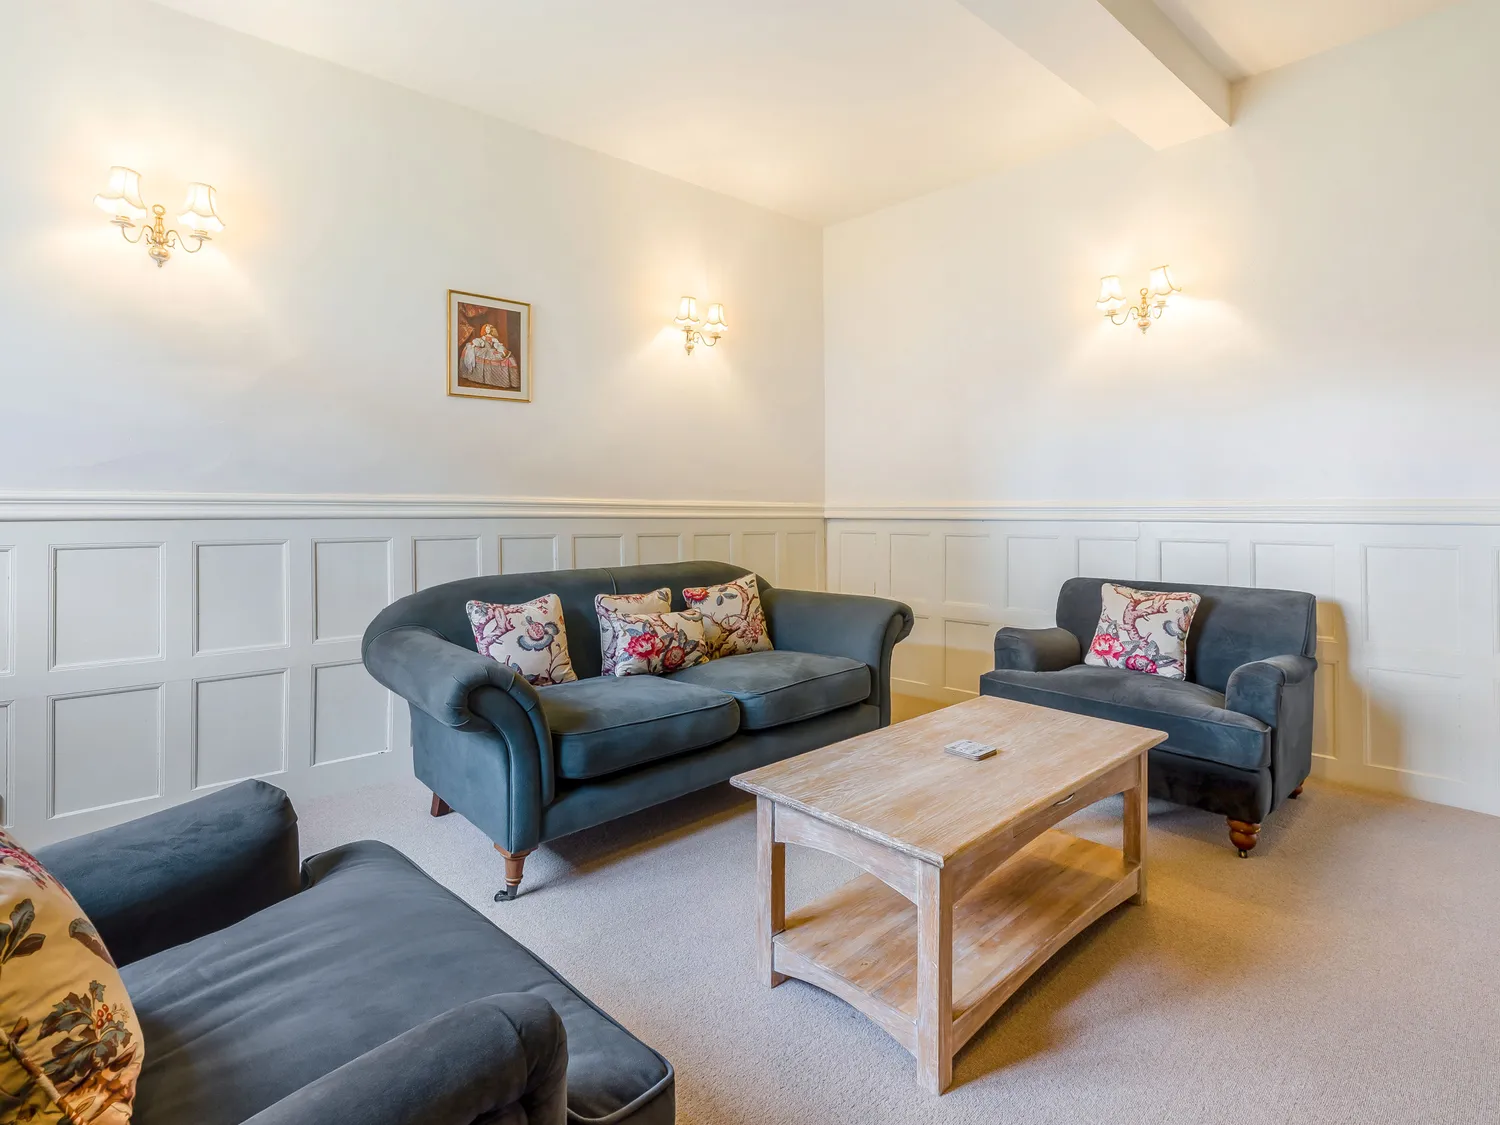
[299,775,1500,1124]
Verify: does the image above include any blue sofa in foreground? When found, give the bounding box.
[364,561,914,899]
[980,577,1317,856]
[35,779,674,1125]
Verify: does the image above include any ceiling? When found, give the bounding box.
[150,0,1462,223]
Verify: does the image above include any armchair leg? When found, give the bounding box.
[493,846,533,901]
[430,794,452,818]
[1227,819,1260,858]
[1288,784,1304,799]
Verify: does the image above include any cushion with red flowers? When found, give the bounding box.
[465,593,577,686]
[681,574,773,660]
[603,610,710,677]
[1083,583,1201,680]
[595,588,670,676]
[0,828,144,1125]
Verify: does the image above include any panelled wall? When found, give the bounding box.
[828,512,1500,818]
[0,502,824,845]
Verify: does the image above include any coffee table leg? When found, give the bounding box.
[915,861,954,1094]
[756,797,786,987]
[1124,749,1148,905]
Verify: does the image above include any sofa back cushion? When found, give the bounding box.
[1057,577,1316,693]
[364,561,763,680]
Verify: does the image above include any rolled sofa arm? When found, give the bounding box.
[34,779,300,968]
[1225,653,1317,728]
[761,588,914,726]
[993,626,1082,673]
[240,993,568,1125]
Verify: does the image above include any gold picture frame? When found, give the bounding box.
[448,289,532,402]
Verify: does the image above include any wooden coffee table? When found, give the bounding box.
[731,696,1166,1094]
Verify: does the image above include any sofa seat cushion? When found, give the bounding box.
[979,665,1270,771]
[537,676,740,780]
[122,841,672,1125]
[665,650,871,731]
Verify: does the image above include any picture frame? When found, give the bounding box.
[448,289,532,403]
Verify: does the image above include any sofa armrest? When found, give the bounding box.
[239,993,567,1125]
[34,779,300,968]
[1224,654,1317,727]
[761,588,914,726]
[993,627,1081,673]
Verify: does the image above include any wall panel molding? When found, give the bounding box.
[826,500,1500,526]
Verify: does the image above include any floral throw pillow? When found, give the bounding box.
[465,593,577,686]
[595,588,670,676]
[604,610,710,677]
[1083,583,1201,680]
[682,574,773,659]
[0,829,143,1125]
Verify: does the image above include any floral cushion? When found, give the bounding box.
[465,593,577,686]
[603,610,710,677]
[1083,583,1201,680]
[0,829,143,1124]
[682,574,773,659]
[595,589,671,676]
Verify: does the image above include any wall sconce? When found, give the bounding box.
[675,296,728,355]
[94,166,224,268]
[1097,265,1180,333]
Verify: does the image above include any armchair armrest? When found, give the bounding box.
[993,626,1081,673]
[33,779,299,968]
[1225,654,1317,727]
[761,588,914,726]
[240,993,567,1125]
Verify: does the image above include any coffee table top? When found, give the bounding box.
[732,696,1165,866]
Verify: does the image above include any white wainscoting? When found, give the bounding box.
[828,513,1500,817]
[0,498,824,845]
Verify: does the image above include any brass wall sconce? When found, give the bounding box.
[94,166,224,268]
[1097,266,1180,333]
[675,296,728,355]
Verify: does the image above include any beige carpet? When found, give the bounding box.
[300,772,1500,1124]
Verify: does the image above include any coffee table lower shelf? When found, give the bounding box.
[771,829,1138,1058]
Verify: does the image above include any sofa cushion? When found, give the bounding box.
[537,675,739,780]
[122,841,673,1125]
[979,665,1270,771]
[665,650,870,731]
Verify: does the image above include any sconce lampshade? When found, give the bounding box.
[675,296,699,327]
[703,302,727,337]
[178,183,224,234]
[1147,265,1180,298]
[1095,275,1127,315]
[94,166,147,222]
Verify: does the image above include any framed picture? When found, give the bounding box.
[448,289,532,402]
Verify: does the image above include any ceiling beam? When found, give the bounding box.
[957,0,1231,149]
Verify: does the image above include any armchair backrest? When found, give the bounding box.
[365,561,764,680]
[1055,577,1317,693]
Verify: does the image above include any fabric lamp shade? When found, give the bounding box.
[675,296,699,326]
[1095,275,1127,315]
[178,182,224,234]
[1148,265,1180,297]
[703,302,727,336]
[94,165,147,222]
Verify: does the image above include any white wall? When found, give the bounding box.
[0,0,824,504]
[824,0,1500,509]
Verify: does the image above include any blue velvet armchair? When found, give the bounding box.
[979,578,1318,855]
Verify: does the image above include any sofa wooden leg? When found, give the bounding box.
[493,846,533,901]
[1227,819,1260,858]
[1288,784,1304,799]
[430,794,452,818]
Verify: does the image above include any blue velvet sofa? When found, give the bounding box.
[363,561,914,898]
[979,577,1317,856]
[34,779,674,1125]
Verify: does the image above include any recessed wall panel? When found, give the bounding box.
[1254,543,1336,602]
[499,536,557,575]
[51,686,162,816]
[740,532,778,581]
[1077,538,1137,581]
[782,532,819,590]
[53,545,161,668]
[314,540,391,642]
[839,532,878,594]
[574,535,623,569]
[1365,546,1459,654]
[943,619,992,694]
[194,672,287,788]
[1006,537,1064,612]
[414,537,481,591]
[892,614,941,689]
[1313,663,1337,760]
[313,662,389,765]
[196,542,287,653]
[944,535,991,606]
[0,702,9,824]
[1365,668,1465,780]
[636,534,681,566]
[890,533,937,603]
[694,534,733,563]
[1159,540,1230,585]
[0,549,11,674]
